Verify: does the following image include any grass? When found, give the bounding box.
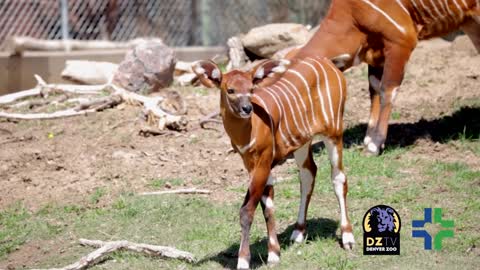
[1,138,479,270]
[2,107,480,269]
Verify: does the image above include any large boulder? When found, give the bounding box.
[113,40,176,94]
[241,23,311,58]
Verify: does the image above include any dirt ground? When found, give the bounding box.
[0,36,479,212]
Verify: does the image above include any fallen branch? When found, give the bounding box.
[0,75,187,130]
[34,239,195,270]
[0,136,34,145]
[199,110,222,131]
[140,188,211,196]
[138,127,177,137]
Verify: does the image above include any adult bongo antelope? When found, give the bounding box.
[193,58,354,269]
[294,0,480,155]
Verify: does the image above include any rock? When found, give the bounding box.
[113,40,176,94]
[241,23,311,58]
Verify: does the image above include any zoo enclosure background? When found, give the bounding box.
[0,0,332,51]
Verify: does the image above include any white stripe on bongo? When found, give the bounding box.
[271,84,308,138]
[418,0,437,20]
[237,138,256,154]
[428,0,444,18]
[276,81,310,137]
[324,59,344,132]
[411,0,428,22]
[451,0,464,18]
[264,87,300,146]
[395,0,410,16]
[359,0,406,34]
[286,69,319,127]
[262,88,291,147]
[299,60,331,126]
[441,0,456,18]
[253,94,276,158]
[279,78,313,134]
[306,58,335,126]
[459,0,468,9]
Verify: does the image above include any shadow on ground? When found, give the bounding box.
[343,106,480,149]
[197,217,338,269]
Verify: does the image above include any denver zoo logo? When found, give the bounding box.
[363,205,401,255]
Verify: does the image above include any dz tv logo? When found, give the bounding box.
[412,208,454,250]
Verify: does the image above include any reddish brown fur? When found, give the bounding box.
[292,0,480,154]
[193,58,353,269]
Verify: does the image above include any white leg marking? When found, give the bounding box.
[363,135,372,145]
[237,257,249,269]
[265,197,274,209]
[280,79,313,133]
[342,231,355,247]
[267,251,280,264]
[367,142,378,153]
[324,139,349,228]
[359,0,406,34]
[293,143,314,228]
[290,229,305,243]
[286,69,318,127]
[269,236,277,246]
[300,60,329,126]
[252,94,276,158]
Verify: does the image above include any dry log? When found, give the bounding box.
[140,188,211,195]
[0,75,187,130]
[33,239,195,270]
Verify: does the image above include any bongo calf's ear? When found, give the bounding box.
[251,59,290,85]
[192,60,222,88]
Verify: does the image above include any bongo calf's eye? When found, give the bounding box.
[227,88,235,94]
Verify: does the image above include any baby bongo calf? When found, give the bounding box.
[193,58,354,269]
